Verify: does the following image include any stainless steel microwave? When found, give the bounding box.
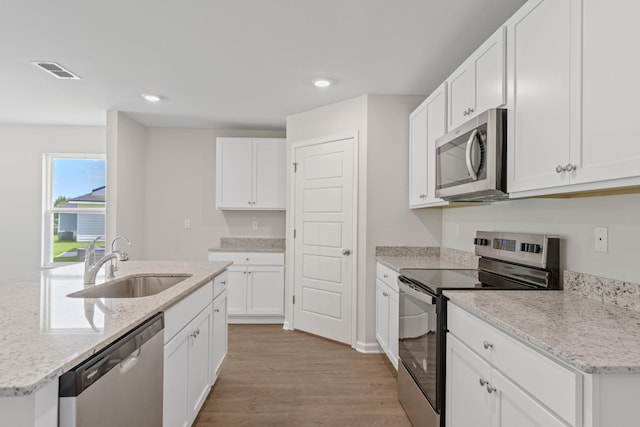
[435,108,507,201]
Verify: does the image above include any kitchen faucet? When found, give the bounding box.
[108,235,131,279]
[83,236,129,285]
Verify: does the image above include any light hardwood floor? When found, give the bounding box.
[194,324,412,427]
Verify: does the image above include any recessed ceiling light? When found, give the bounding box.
[312,78,332,88]
[141,93,162,102]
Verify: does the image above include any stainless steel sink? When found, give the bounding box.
[67,274,192,298]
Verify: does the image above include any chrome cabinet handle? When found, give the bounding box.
[465,129,479,181]
[555,165,565,173]
[565,163,576,172]
[214,309,220,313]
[479,378,489,386]
[419,194,427,199]
[221,281,226,285]
[469,108,474,114]
[382,292,389,297]
[486,385,497,394]
[383,274,388,278]
[342,249,351,255]
[191,329,200,338]
[483,340,493,349]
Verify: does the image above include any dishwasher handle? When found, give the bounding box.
[59,312,164,397]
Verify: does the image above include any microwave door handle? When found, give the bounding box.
[465,129,479,181]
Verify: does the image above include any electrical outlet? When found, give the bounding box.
[594,227,608,252]
[252,221,258,230]
[184,219,191,229]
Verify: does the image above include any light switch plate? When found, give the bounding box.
[594,226,608,252]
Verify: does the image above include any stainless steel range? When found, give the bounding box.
[397,231,560,427]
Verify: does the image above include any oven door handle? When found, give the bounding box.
[398,277,435,304]
[465,128,479,181]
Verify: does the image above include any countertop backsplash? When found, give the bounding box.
[565,271,640,313]
[217,237,285,251]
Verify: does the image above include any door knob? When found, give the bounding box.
[342,249,351,256]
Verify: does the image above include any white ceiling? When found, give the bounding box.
[0,0,526,130]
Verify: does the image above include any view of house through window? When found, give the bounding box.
[43,155,106,266]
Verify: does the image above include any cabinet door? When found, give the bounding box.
[226,266,247,316]
[475,27,506,115]
[506,0,577,194]
[246,266,284,315]
[446,335,493,427]
[187,307,212,423]
[410,83,448,208]
[163,327,190,427]
[576,0,640,184]
[216,138,253,209]
[388,287,399,370]
[447,62,475,130]
[492,370,567,427]
[211,290,228,380]
[253,138,286,209]
[409,100,429,206]
[375,279,389,353]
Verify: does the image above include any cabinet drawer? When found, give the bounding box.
[376,263,399,290]
[164,281,213,343]
[208,251,284,266]
[213,271,228,299]
[447,303,580,426]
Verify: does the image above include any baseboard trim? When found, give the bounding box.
[228,316,285,324]
[355,340,383,354]
[282,321,293,330]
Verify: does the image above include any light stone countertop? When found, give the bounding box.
[0,260,231,397]
[444,290,640,374]
[376,256,474,272]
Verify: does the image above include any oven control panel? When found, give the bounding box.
[473,231,559,269]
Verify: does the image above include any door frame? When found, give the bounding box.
[284,131,359,349]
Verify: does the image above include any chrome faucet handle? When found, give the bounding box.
[107,236,131,279]
[85,236,104,266]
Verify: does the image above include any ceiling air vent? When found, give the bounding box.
[31,61,81,80]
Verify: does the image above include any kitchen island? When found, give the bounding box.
[0,260,230,425]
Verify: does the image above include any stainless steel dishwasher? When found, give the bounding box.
[59,313,164,427]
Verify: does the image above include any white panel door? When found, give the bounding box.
[409,101,428,206]
[506,0,575,193]
[448,64,474,130]
[187,307,212,423]
[254,138,286,208]
[475,26,506,114]
[226,266,247,316]
[492,370,567,427]
[246,266,284,315]
[163,328,190,427]
[216,138,253,208]
[293,137,354,345]
[576,0,640,184]
[446,335,493,427]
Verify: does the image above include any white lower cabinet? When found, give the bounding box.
[164,304,212,427]
[446,303,579,427]
[208,251,285,323]
[210,288,228,383]
[375,263,399,369]
[163,273,229,427]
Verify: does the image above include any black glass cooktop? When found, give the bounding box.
[399,269,481,294]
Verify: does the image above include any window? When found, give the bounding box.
[42,154,106,266]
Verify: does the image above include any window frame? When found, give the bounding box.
[42,153,107,268]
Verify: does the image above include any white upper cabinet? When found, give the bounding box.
[409,83,448,208]
[447,26,506,131]
[506,0,580,195]
[575,0,640,185]
[508,0,640,197]
[216,137,286,210]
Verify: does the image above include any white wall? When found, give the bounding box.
[441,193,640,284]
[286,95,442,349]
[106,111,147,259]
[0,124,105,280]
[142,127,286,261]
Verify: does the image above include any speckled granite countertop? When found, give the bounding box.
[0,260,230,397]
[208,237,285,253]
[376,246,478,272]
[444,290,640,375]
